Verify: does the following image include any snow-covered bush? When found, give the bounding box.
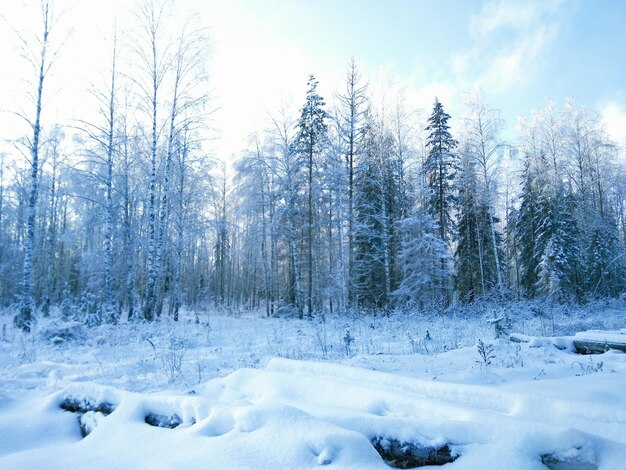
[39,321,87,345]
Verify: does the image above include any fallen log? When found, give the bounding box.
[573,330,626,354]
[509,333,572,351]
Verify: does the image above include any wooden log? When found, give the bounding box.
[509,333,531,343]
[509,333,572,350]
[573,330,626,355]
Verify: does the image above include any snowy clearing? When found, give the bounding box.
[1,306,626,469]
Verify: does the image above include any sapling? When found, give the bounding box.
[343,326,354,356]
[505,344,524,368]
[314,319,329,358]
[487,313,511,339]
[476,339,495,366]
[407,331,419,354]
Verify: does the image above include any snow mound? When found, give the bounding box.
[1,358,626,468]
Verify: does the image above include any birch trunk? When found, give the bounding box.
[16,2,53,331]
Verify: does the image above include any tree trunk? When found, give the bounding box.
[16,2,52,331]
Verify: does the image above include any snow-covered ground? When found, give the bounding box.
[0,304,625,469]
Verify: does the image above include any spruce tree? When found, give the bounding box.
[585,214,625,297]
[353,119,398,308]
[535,192,582,300]
[423,99,458,244]
[422,99,457,303]
[516,160,540,297]
[393,198,452,309]
[294,75,328,317]
[455,152,500,300]
[353,153,387,307]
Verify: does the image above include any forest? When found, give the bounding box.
[3,2,626,468]
[2,0,625,332]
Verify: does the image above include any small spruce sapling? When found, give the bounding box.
[488,313,511,339]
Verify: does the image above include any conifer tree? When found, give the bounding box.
[585,214,625,297]
[455,151,486,300]
[422,99,457,303]
[535,192,582,300]
[455,151,504,300]
[393,195,452,309]
[516,160,540,297]
[423,99,458,244]
[353,113,404,309]
[294,75,328,317]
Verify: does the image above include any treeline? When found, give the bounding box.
[227,68,626,318]
[1,2,625,329]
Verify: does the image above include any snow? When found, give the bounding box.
[574,330,626,345]
[1,309,626,468]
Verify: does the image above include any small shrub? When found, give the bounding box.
[40,321,87,345]
[571,356,603,376]
[476,339,495,366]
[343,326,354,357]
[504,344,524,368]
[314,319,329,358]
[161,336,190,383]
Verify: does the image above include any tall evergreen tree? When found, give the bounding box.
[535,192,582,300]
[352,112,406,309]
[294,75,328,317]
[585,214,625,297]
[455,150,493,300]
[422,99,457,303]
[423,99,458,244]
[353,133,389,308]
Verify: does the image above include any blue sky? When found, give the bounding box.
[200,0,626,155]
[1,0,625,158]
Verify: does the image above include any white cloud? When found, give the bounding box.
[602,102,626,149]
[479,25,556,93]
[454,0,566,94]
[469,0,563,38]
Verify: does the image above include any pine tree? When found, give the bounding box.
[461,94,505,294]
[353,126,388,308]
